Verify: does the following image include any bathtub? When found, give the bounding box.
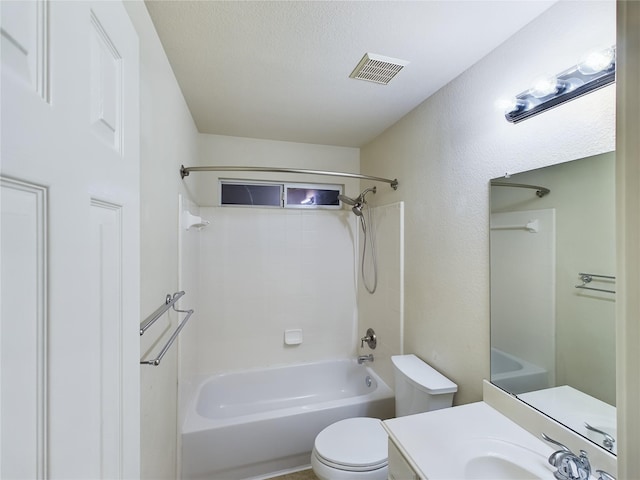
[181,359,395,480]
[490,347,549,394]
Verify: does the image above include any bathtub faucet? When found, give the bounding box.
[357,354,374,364]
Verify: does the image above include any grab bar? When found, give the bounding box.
[575,273,616,294]
[140,291,185,335]
[140,291,195,366]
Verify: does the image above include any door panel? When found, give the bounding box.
[0,178,48,479]
[1,1,140,478]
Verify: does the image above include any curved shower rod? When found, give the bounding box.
[490,180,550,198]
[180,165,399,190]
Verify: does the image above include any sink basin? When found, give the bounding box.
[465,456,544,480]
[584,420,617,454]
[461,438,551,480]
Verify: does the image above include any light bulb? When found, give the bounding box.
[529,75,560,99]
[496,97,528,114]
[578,47,615,75]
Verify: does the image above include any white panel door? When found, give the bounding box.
[1,1,140,478]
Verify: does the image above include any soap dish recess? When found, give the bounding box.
[284,329,303,345]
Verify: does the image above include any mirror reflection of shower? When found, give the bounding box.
[338,187,378,294]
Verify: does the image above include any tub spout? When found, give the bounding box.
[358,354,374,364]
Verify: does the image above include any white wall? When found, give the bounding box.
[178,134,361,380]
[360,0,616,406]
[192,207,357,375]
[124,2,200,479]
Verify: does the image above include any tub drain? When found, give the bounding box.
[365,375,372,387]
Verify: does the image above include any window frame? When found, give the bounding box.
[219,179,343,210]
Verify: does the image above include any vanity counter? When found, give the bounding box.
[383,401,556,479]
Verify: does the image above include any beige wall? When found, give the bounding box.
[124,2,200,478]
[360,0,616,406]
[616,1,640,476]
[357,201,405,388]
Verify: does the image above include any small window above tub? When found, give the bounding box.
[284,184,341,209]
[220,180,342,210]
[220,181,282,207]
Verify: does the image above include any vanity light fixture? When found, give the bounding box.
[504,46,615,123]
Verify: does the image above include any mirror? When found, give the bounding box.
[490,151,616,453]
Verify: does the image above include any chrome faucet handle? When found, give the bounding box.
[360,328,377,349]
[596,470,616,480]
[554,450,591,480]
[542,433,571,454]
[584,422,615,450]
[542,434,590,480]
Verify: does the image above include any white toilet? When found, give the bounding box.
[311,354,458,480]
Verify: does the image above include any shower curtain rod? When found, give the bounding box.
[180,165,399,190]
[490,180,550,198]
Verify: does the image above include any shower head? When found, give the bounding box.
[352,205,363,216]
[338,186,377,208]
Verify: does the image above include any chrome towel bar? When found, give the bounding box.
[140,291,185,335]
[575,273,616,294]
[140,291,195,366]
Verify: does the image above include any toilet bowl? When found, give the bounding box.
[311,354,457,480]
[311,417,388,480]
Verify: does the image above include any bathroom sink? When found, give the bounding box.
[461,438,551,480]
[383,402,557,480]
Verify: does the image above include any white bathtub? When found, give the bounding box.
[181,359,395,480]
[490,347,549,394]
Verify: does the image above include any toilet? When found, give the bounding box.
[311,354,457,480]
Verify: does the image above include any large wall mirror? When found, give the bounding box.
[490,151,616,454]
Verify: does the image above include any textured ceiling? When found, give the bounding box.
[145,1,557,147]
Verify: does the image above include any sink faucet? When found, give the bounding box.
[357,354,374,364]
[596,470,616,480]
[584,422,615,451]
[542,433,591,480]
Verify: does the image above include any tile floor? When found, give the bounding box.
[268,468,318,480]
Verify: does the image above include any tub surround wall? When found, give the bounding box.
[175,134,362,380]
[177,194,202,439]
[124,2,200,479]
[357,201,405,388]
[360,0,615,406]
[193,206,358,376]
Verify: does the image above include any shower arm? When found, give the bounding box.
[180,165,399,190]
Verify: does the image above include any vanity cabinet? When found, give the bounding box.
[388,439,419,480]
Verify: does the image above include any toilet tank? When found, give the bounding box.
[391,354,458,417]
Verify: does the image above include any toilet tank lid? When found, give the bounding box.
[391,354,458,394]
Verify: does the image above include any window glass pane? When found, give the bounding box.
[285,187,340,208]
[221,183,282,206]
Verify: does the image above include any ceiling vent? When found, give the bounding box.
[349,53,409,85]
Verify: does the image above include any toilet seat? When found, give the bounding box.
[313,417,388,472]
